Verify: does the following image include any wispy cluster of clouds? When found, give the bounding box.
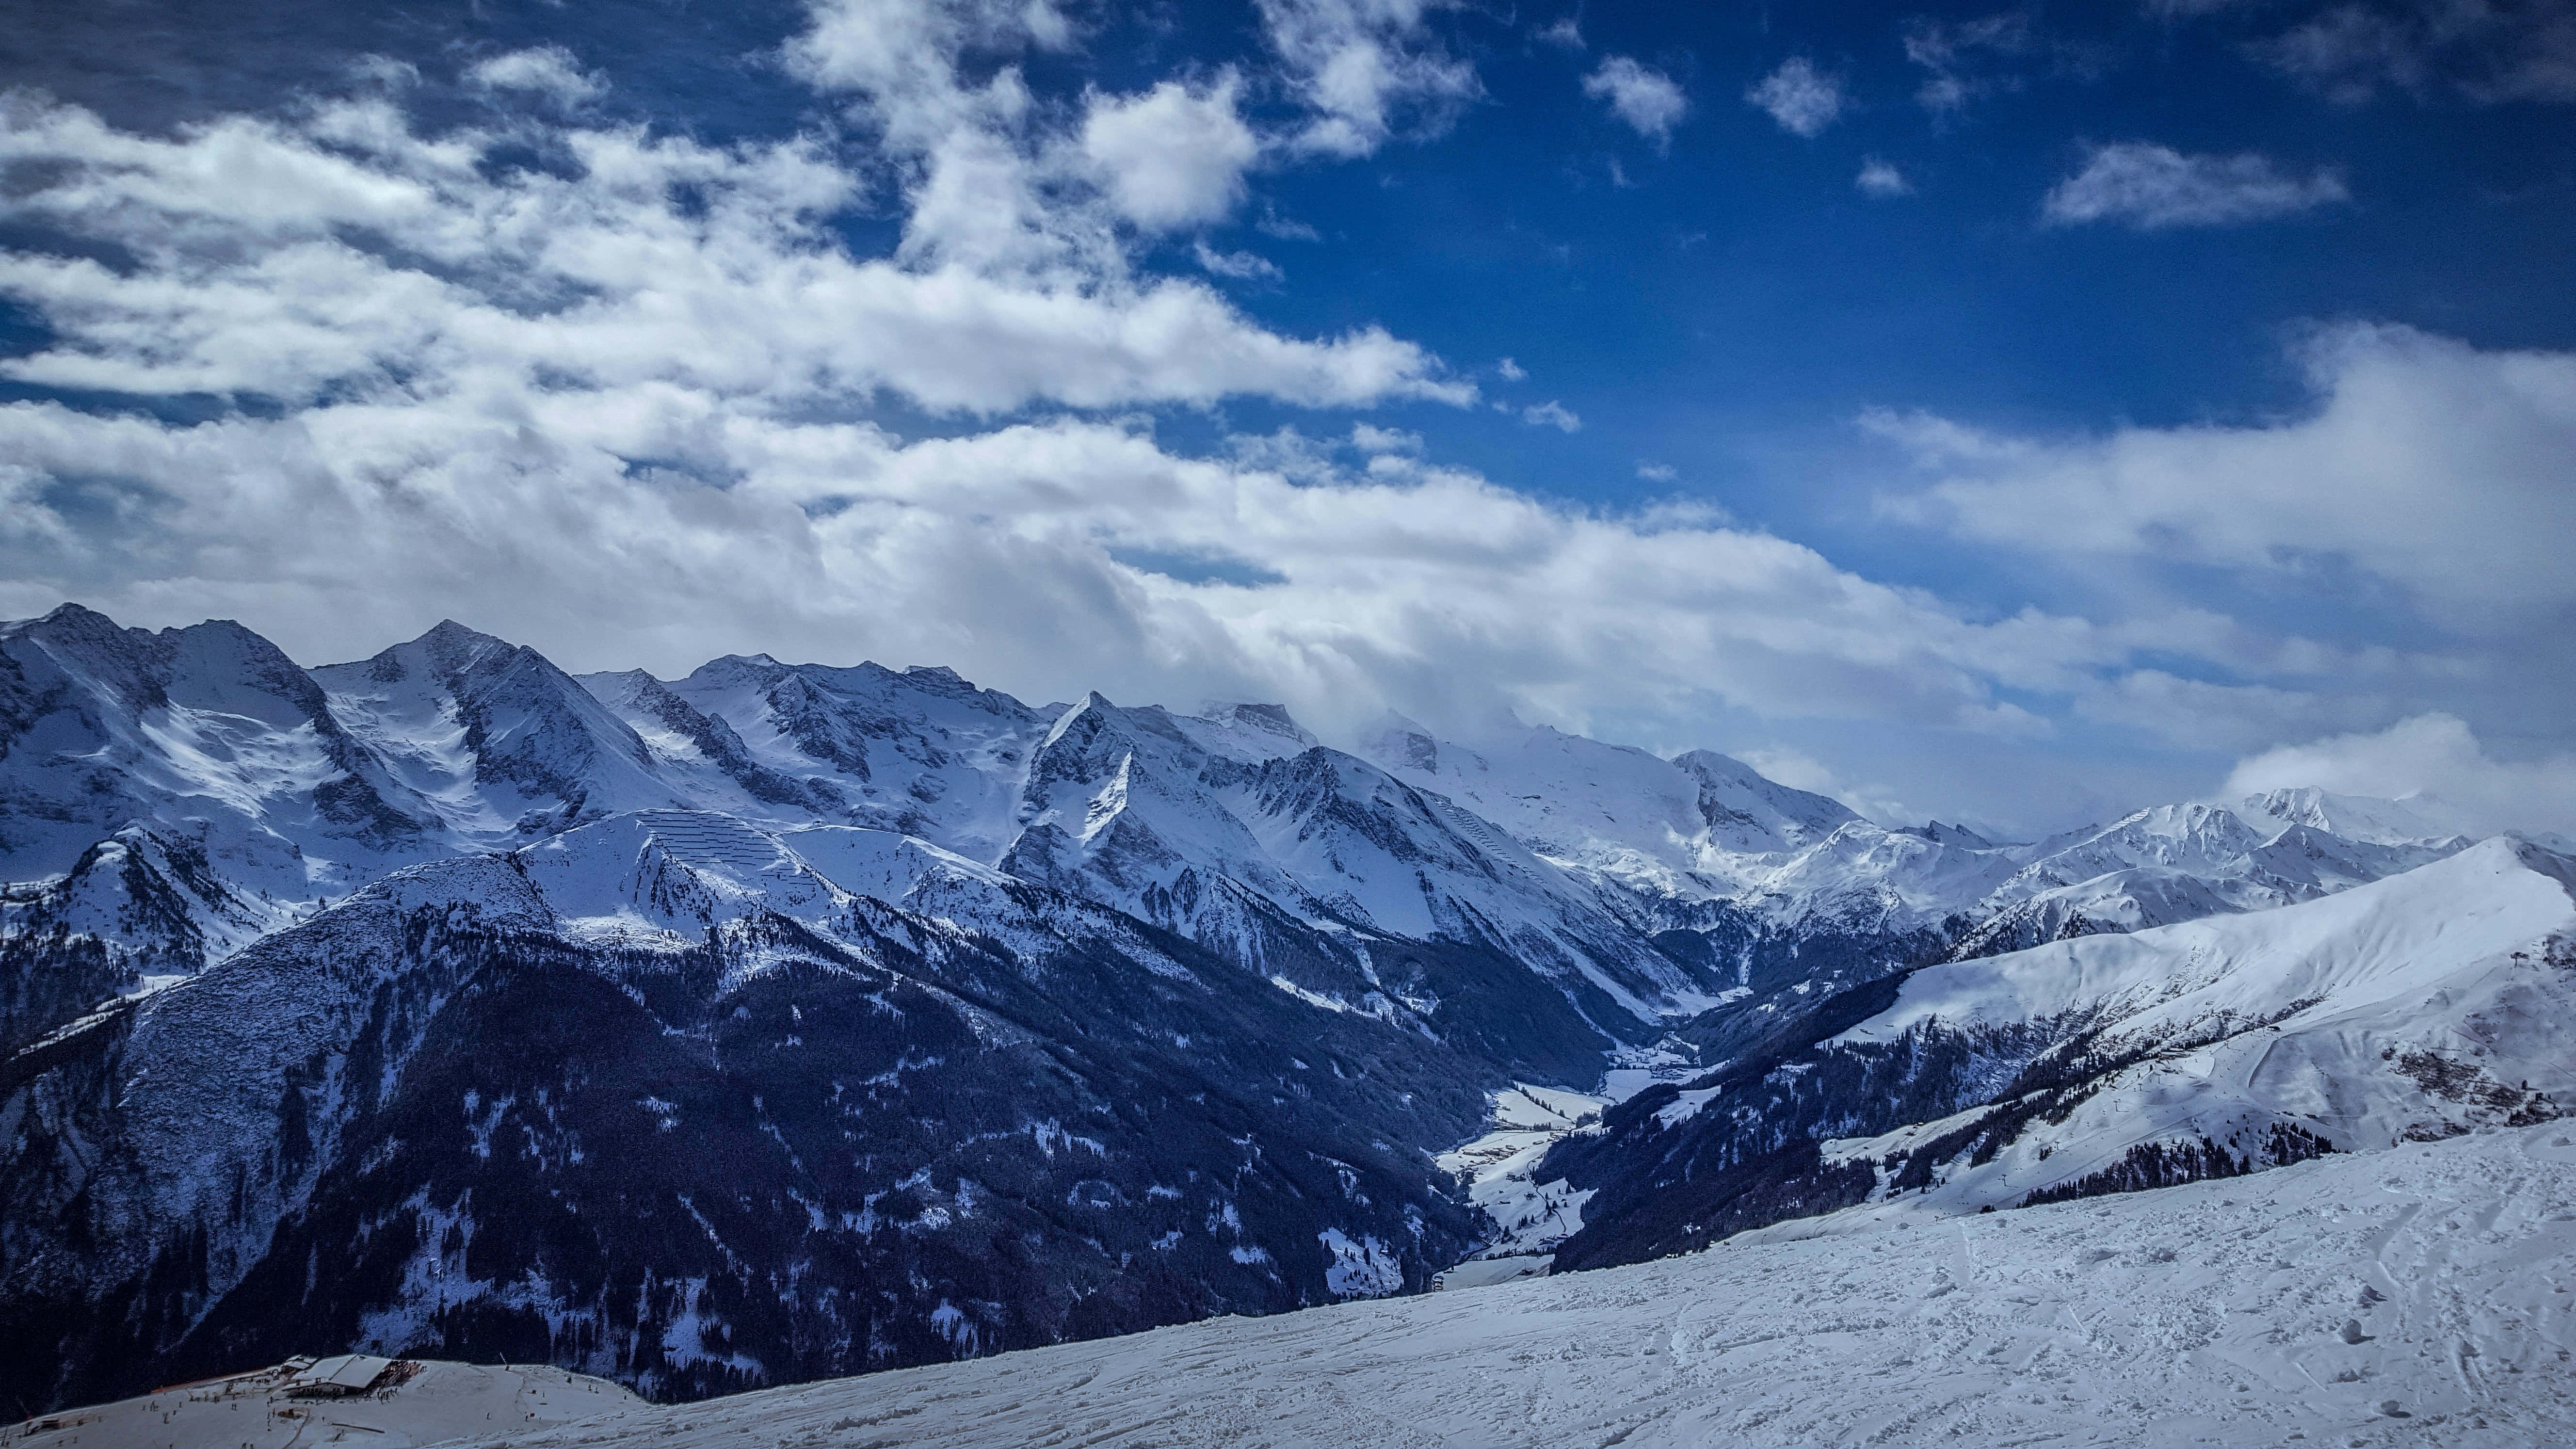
[1903,10,2038,112]
[2043,142,2348,228]
[1255,0,1481,157]
[2260,0,2576,103]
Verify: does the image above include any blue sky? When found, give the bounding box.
[4,0,2574,833]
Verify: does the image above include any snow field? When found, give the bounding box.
[430,1123,2576,1449]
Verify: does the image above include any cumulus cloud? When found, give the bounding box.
[1536,16,1585,50]
[1856,157,1913,196]
[465,46,605,102]
[1521,400,1581,431]
[1745,57,1846,137]
[1636,461,1677,481]
[1351,422,1421,453]
[1874,324,2576,627]
[2226,714,2576,837]
[2043,142,2348,228]
[1585,57,1690,142]
[1081,75,1261,231]
[1256,0,1480,157]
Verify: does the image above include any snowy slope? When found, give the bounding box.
[644,654,1053,860]
[1359,718,1857,891]
[21,1359,641,1449]
[2245,786,2481,847]
[0,604,429,888]
[289,1123,2576,1449]
[1815,837,2576,1212]
[312,621,684,842]
[1545,839,2576,1270]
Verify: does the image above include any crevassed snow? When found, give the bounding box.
[386,1123,2576,1449]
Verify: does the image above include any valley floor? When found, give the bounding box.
[63,1121,2562,1449]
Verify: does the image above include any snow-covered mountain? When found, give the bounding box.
[0,602,2546,1415]
[2,809,1498,1410]
[1543,837,2576,1270]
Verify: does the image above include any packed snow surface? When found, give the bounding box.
[25,1360,637,1449]
[358,1123,2576,1449]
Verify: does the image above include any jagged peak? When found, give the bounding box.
[31,600,123,632]
[1042,691,1117,748]
[1356,709,1439,772]
[6,601,143,656]
[1670,747,1756,779]
[1197,701,1312,738]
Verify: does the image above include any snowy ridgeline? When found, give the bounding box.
[65,1123,2556,1449]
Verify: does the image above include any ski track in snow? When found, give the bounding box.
[419,1125,2576,1449]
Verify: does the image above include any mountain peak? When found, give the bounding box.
[1194,701,1318,749]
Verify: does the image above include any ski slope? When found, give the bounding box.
[361,1123,2576,1449]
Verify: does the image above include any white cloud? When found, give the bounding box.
[1737,746,1914,825]
[787,0,1102,276]
[12,28,2540,829]
[0,82,2184,753]
[2043,142,2348,229]
[465,46,606,102]
[1193,241,1283,281]
[1585,56,1690,143]
[0,393,2161,747]
[1522,400,1581,432]
[2225,715,2576,838]
[1081,75,1261,231]
[1745,58,1845,138]
[2073,669,2392,754]
[0,93,1466,415]
[1496,356,1526,380]
[1856,157,1913,196]
[1256,0,1480,158]
[1536,16,1585,50]
[1351,422,1421,453]
[1876,324,2576,626]
[1636,461,1677,481]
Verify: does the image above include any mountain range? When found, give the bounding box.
[3,602,2557,1416]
